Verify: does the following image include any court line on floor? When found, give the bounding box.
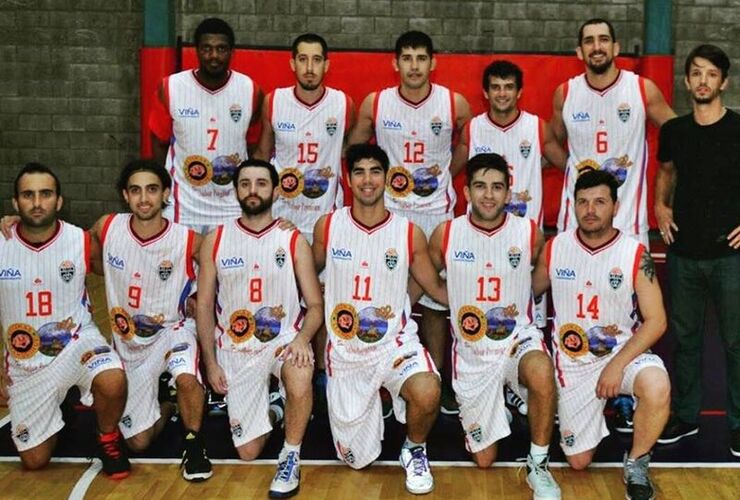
[0,456,738,468]
[68,460,102,500]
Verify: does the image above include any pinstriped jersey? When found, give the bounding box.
[164,70,256,227]
[270,86,349,238]
[547,230,644,368]
[465,111,545,224]
[558,70,648,236]
[443,214,537,368]
[0,221,92,373]
[100,214,196,347]
[374,84,456,215]
[323,207,418,364]
[213,218,302,352]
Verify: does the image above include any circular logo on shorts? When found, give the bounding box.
[457,305,486,342]
[7,323,40,360]
[330,303,358,340]
[279,168,304,199]
[386,166,413,198]
[110,307,135,341]
[229,309,256,343]
[183,155,213,186]
[558,323,588,358]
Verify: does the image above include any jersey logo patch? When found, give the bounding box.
[452,250,475,263]
[176,107,199,118]
[158,260,173,281]
[330,303,358,340]
[381,119,402,130]
[571,111,591,122]
[229,103,242,122]
[467,423,483,443]
[58,261,75,283]
[121,415,132,428]
[0,267,21,280]
[279,168,303,199]
[519,139,531,159]
[230,419,243,438]
[358,305,394,344]
[325,117,338,136]
[220,256,245,269]
[554,268,576,280]
[276,121,296,131]
[473,145,493,154]
[559,323,588,358]
[14,425,30,444]
[617,103,631,123]
[609,267,623,290]
[430,116,443,135]
[508,247,522,268]
[330,247,352,261]
[562,430,575,447]
[275,247,286,268]
[8,323,41,360]
[384,248,398,270]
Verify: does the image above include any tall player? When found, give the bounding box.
[532,170,670,500]
[428,153,560,499]
[348,31,472,415]
[313,144,448,495]
[89,160,212,481]
[253,33,355,408]
[550,18,675,247]
[197,159,322,498]
[0,163,129,478]
[149,17,263,233]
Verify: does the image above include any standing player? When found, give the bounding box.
[253,33,355,405]
[89,160,212,481]
[428,153,560,499]
[313,144,449,495]
[149,17,262,233]
[550,18,675,247]
[197,159,322,498]
[0,163,129,478]
[532,170,670,500]
[348,31,472,415]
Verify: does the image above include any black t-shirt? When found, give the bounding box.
[658,109,740,259]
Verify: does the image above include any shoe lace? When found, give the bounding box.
[408,447,429,476]
[521,456,556,487]
[625,457,650,486]
[276,451,298,482]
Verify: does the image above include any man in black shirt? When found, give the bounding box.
[654,44,740,457]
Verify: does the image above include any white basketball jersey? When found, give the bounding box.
[548,230,644,369]
[213,219,302,351]
[466,111,544,224]
[558,70,648,236]
[374,84,456,215]
[323,207,418,364]
[100,214,196,347]
[0,222,92,373]
[270,86,350,238]
[165,70,256,227]
[444,214,537,370]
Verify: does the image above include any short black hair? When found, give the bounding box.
[194,18,235,48]
[578,18,616,45]
[574,170,618,202]
[345,144,390,174]
[482,60,523,91]
[14,162,61,197]
[684,44,730,80]
[395,30,434,58]
[117,159,171,193]
[291,33,328,58]
[232,159,280,190]
[466,153,510,188]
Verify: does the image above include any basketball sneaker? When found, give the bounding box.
[612,395,634,434]
[97,429,130,479]
[729,429,740,457]
[269,449,301,498]
[657,415,698,444]
[623,452,655,500]
[505,385,528,416]
[440,383,459,416]
[399,445,434,495]
[269,391,285,428]
[181,431,213,482]
[526,454,561,500]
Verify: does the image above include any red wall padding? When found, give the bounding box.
[140,48,673,228]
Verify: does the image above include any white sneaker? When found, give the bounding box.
[505,385,528,416]
[526,454,561,500]
[269,450,300,498]
[399,446,434,495]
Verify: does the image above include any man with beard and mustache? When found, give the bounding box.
[654,45,740,456]
[149,18,263,234]
[254,34,355,413]
[550,18,675,249]
[197,159,323,498]
[349,30,472,417]
[428,154,561,500]
[87,159,212,482]
[532,170,670,500]
[0,163,129,479]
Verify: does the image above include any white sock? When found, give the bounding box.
[404,437,426,450]
[281,441,301,459]
[530,443,549,463]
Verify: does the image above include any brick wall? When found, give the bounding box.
[1,0,737,227]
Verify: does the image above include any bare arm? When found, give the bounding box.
[654,160,678,244]
[312,214,328,273]
[150,82,171,166]
[541,120,568,171]
[252,91,275,161]
[597,249,667,398]
[550,83,567,144]
[450,122,470,177]
[453,92,472,133]
[644,78,676,127]
[409,225,448,306]
[531,238,552,297]
[346,92,376,147]
[88,215,109,275]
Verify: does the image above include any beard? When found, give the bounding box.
[19,210,57,229]
[239,195,272,216]
[586,53,613,75]
[298,76,321,91]
[692,87,721,104]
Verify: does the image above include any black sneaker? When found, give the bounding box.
[207,389,228,416]
[181,431,213,482]
[612,395,634,434]
[97,430,130,479]
[440,383,459,416]
[730,429,740,458]
[657,416,698,444]
[623,452,655,500]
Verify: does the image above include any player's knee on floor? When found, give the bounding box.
[126,433,153,453]
[566,450,595,470]
[236,434,269,461]
[472,445,497,469]
[19,449,52,471]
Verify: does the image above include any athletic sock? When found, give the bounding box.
[530,442,549,464]
[404,437,426,451]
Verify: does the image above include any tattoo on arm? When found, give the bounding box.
[640,251,656,283]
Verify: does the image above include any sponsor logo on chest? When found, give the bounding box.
[176,107,200,118]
